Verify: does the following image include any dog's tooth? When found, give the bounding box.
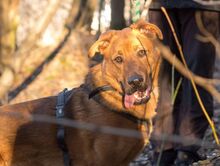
[134,93,139,98]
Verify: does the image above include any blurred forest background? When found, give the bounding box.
[1,0,220,165]
[0,0,117,104]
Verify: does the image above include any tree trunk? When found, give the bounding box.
[0,0,19,103]
[110,0,126,30]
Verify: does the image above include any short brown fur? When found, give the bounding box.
[0,19,162,166]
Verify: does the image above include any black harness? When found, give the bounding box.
[56,88,72,166]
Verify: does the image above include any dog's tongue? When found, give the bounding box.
[124,94,135,108]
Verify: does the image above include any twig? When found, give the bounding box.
[161,7,219,145]
[172,77,182,105]
[195,11,220,58]
[156,135,165,166]
[156,42,220,103]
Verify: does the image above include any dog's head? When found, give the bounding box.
[88,19,163,119]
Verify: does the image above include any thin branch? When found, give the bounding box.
[195,11,220,58]
[156,41,220,103]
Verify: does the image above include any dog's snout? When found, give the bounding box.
[128,75,144,87]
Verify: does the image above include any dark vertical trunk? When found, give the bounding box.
[110,0,126,30]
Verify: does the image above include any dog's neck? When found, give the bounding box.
[84,65,158,121]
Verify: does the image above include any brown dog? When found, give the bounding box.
[0,20,162,166]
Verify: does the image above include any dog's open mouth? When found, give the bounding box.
[124,87,151,109]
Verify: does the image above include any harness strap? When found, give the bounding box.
[88,85,116,99]
[56,88,72,166]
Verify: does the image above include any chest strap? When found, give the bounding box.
[56,88,72,166]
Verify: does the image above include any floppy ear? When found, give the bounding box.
[130,19,163,40]
[88,30,116,58]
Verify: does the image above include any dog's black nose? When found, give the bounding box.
[128,75,144,87]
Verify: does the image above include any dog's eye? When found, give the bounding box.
[114,56,123,64]
[137,50,147,57]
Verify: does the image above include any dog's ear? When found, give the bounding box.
[88,30,116,58]
[130,19,163,40]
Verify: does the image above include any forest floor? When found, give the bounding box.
[9,31,220,166]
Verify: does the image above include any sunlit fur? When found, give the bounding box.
[87,20,162,120]
[0,19,162,166]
